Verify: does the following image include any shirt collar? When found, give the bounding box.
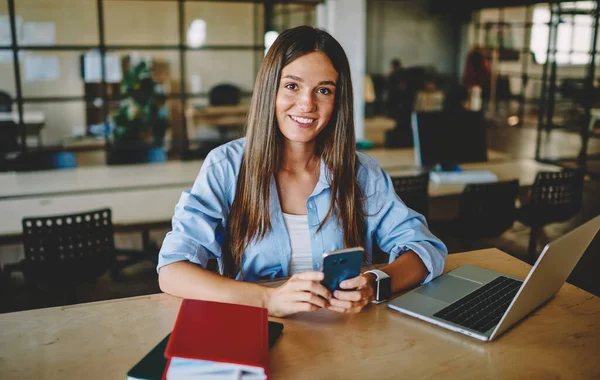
[311,158,331,197]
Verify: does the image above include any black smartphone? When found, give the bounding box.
[320,247,364,292]
[268,321,284,348]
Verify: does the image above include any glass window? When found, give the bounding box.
[107,51,182,97]
[479,9,500,23]
[273,4,315,32]
[23,101,86,145]
[530,2,596,65]
[20,51,86,98]
[15,0,99,45]
[104,1,178,45]
[185,51,256,95]
[0,57,16,99]
[185,2,257,46]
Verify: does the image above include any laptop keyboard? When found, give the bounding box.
[433,276,523,334]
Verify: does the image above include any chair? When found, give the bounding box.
[518,170,584,262]
[0,91,19,159]
[209,83,241,106]
[447,180,520,250]
[0,90,12,112]
[4,208,149,307]
[391,172,430,218]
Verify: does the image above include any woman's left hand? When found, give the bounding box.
[326,274,374,314]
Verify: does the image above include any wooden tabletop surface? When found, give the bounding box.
[1,248,598,379]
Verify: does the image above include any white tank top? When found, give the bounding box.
[282,212,313,275]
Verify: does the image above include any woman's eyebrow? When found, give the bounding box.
[282,75,336,87]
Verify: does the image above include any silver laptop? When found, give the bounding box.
[388,215,600,341]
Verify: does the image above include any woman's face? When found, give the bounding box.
[275,52,338,146]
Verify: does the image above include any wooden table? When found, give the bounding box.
[186,105,249,140]
[1,249,598,379]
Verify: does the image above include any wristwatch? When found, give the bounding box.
[364,269,392,304]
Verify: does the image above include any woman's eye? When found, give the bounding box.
[285,83,298,90]
[318,88,332,95]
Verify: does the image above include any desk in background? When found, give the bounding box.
[0,147,508,200]
[1,249,598,379]
[0,111,45,147]
[0,160,202,200]
[364,147,511,169]
[0,187,182,245]
[0,158,562,244]
[185,104,249,142]
[386,159,561,221]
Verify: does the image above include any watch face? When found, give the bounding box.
[377,276,392,301]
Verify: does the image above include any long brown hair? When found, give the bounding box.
[222,26,366,278]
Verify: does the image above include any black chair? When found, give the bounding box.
[209,83,241,106]
[0,90,12,112]
[0,91,19,162]
[518,170,584,262]
[4,208,150,307]
[391,172,430,218]
[447,180,520,250]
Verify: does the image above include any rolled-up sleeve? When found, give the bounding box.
[369,168,447,283]
[157,151,233,272]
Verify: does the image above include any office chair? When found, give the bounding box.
[0,90,12,112]
[518,170,584,262]
[391,172,430,218]
[441,180,519,251]
[4,208,151,307]
[0,91,19,163]
[209,83,241,106]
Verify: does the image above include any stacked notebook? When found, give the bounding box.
[127,300,283,380]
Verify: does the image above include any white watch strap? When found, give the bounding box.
[364,269,390,280]
[364,269,391,301]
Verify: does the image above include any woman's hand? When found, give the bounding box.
[265,271,332,318]
[326,274,374,314]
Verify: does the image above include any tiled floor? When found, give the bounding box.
[1,113,599,313]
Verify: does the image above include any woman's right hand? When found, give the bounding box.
[265,271,332,317]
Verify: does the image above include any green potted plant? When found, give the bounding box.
[109,60,169,164]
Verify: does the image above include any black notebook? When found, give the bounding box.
[127,321,284,380]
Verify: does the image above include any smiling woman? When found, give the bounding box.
[276,52,338,144]
[157,26,447,318]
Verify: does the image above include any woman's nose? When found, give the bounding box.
[296,91,316,112]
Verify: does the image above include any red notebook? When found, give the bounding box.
[163,299,269,379]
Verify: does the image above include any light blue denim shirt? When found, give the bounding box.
[158,138,447,282]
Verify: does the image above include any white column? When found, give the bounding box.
[317,0,367,141]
